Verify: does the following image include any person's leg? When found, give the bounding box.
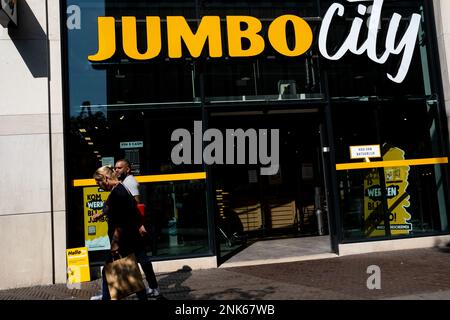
[141,260,158,289]
[135,288,148,301]
[101,266,111,300]
[135,249,159,290]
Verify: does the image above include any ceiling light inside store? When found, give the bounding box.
[88,142,94,145]
[79,128,86,133]
[119,115,125,120]
[84,137,91,141]
[93,151,99,154]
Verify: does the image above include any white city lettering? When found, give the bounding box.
[319,0,421,83]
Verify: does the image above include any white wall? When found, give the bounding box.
[0,0,65,289]
[434,1,450,130]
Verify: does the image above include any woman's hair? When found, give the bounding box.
[93,165,118,182]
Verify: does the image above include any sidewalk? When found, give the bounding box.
[1,247,450,300]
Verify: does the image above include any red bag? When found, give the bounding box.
[137,203,145,225]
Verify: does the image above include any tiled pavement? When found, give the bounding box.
[1,247,450,301]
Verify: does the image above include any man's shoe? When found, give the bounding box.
[90,294,102,300]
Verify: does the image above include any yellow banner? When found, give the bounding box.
[364,145,412,237]
[66,247,90,283]
[83,186,110,251]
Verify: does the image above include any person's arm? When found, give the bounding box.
[93,201,109,222]
[124,175,140,203]
[138,224,148,236]
[92,211,104,222]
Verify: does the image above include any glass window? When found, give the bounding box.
[333,100,449,241]
[66,106,211,259]
[65,1,212,261]
[201,0,323,102]
[63,0,450,254]
[321,0,431,98]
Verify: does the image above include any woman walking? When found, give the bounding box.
[93,166,147,300]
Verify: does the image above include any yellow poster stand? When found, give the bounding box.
[364,145,412,236]
[66,247,91,283]
[83,186,110,251]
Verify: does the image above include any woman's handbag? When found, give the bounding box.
[104,253,145,300]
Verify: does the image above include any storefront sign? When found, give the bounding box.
[350,145,381,160]
[83,186,110,251]
[66,247,90,283]
[364,145,412,236]
[88,0,421,83]
[101,156,115,166]
[0,0,17,27]
[120,141,143,149]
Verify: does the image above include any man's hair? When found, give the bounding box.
[116,159,131,168]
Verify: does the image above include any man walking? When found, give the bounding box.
[114,159,140,203]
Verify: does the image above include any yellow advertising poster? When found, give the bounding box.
[364,145,412,236]
[66,247,90,283]
[83,186,110,251]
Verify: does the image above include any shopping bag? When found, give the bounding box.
[104,253,145,300]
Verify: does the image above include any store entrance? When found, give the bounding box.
[208,108,329,260]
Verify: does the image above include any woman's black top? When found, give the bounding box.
[104,183,144,256]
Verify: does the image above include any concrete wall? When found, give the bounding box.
[434,1,450,131]
[339,235,450,256]
[0,0,65,289]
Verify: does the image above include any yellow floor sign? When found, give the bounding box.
[66,247,91,283]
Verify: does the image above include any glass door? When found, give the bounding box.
[208,107,327,261]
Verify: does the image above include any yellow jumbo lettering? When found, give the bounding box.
[268,15,313,57]
[167,16,222,58]
[122,16,161,60]
[88,15,315,61]
[226,16,265,57]
[88,17,116,61]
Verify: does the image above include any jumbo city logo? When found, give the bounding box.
[88,0,422,83]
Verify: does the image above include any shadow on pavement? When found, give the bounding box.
[193,286,277,300]
[158,265,194,299]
